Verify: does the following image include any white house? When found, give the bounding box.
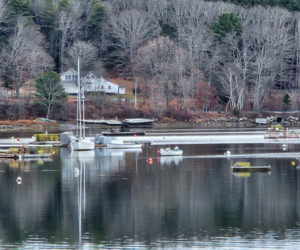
[60,69,126,95]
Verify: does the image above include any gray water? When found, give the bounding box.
[0,142,300,249]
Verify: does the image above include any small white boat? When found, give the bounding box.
[107,140,142,149]
[70,137,95,151]
[160,146,183,156]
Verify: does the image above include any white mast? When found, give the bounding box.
[82,91,86,138]
[77,58,82,138]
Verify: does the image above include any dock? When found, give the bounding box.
[0,153,17,159]
[96,132,300,146]
[230,162,271,172]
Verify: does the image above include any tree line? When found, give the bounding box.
[1,0,300,118]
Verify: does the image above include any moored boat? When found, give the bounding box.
[70,58,95,151]
[70,137,95,151]
[107,140,142,149]
[159,146,183,156]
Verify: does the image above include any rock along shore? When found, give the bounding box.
[0,115,299,132]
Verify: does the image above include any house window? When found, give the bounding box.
[108,86,111,89]
[86,82,92,89]
[101,86,104,89]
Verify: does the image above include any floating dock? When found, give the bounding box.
[231,162,271,172]
[96,132,300,146]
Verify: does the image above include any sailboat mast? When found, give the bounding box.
[76,67,79,137]
[82,91,85,138]
[78,58,82,138]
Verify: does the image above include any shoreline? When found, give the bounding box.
[0,117,299,133]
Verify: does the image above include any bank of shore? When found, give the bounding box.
[0,114,299,133]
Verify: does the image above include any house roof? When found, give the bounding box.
[59,68,77,76]
[60,68,120,87]
[82,71,102,79]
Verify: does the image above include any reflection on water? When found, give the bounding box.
[0,144,300,248]
[159,156,183,166]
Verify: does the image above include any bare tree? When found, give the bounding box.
[103,9,160,70]
[174,47,201,112]
[221,62,246,111]
[58,0,84,72]
[172,0,237,85]
[134,36,176,111]
[104,0,147,15]
[65,40,98,71]
[0,16,54,98]
[58,10,75,72]
[239,6,294,111]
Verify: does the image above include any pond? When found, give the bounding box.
[0,141,300,249]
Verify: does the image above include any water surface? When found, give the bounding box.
[0,142,300,249]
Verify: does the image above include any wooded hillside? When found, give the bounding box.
[1,0,300,120]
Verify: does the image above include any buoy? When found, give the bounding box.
[292,161,296,166]
[148,158,153,164]
[16,176,22,184]
[226,150,231,156]
[74,168,80,177]
[17,138,20,141]
[282,144,287,151]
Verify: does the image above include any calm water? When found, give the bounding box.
[1,142,300,249]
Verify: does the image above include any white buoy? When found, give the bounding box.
[226,150,231,156]
[282,144,287,151]
[16,176,22,184]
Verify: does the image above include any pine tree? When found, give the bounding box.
[88,0,105,41]
[212,12,242,39]
[34,71,67,119]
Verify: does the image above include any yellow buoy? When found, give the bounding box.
[291,161,296,166]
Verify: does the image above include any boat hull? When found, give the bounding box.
[107,143,142,149]
[70,138,95,151]
[160,148,183,156]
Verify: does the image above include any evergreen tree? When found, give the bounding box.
[283,93,291,105]
[161,23,177,39]
[34,0,59,70]
[212,12,242,39]
[34,71,67,119]
[88,0,105,41]
[209,0,300,11]
[8,0,32,16]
